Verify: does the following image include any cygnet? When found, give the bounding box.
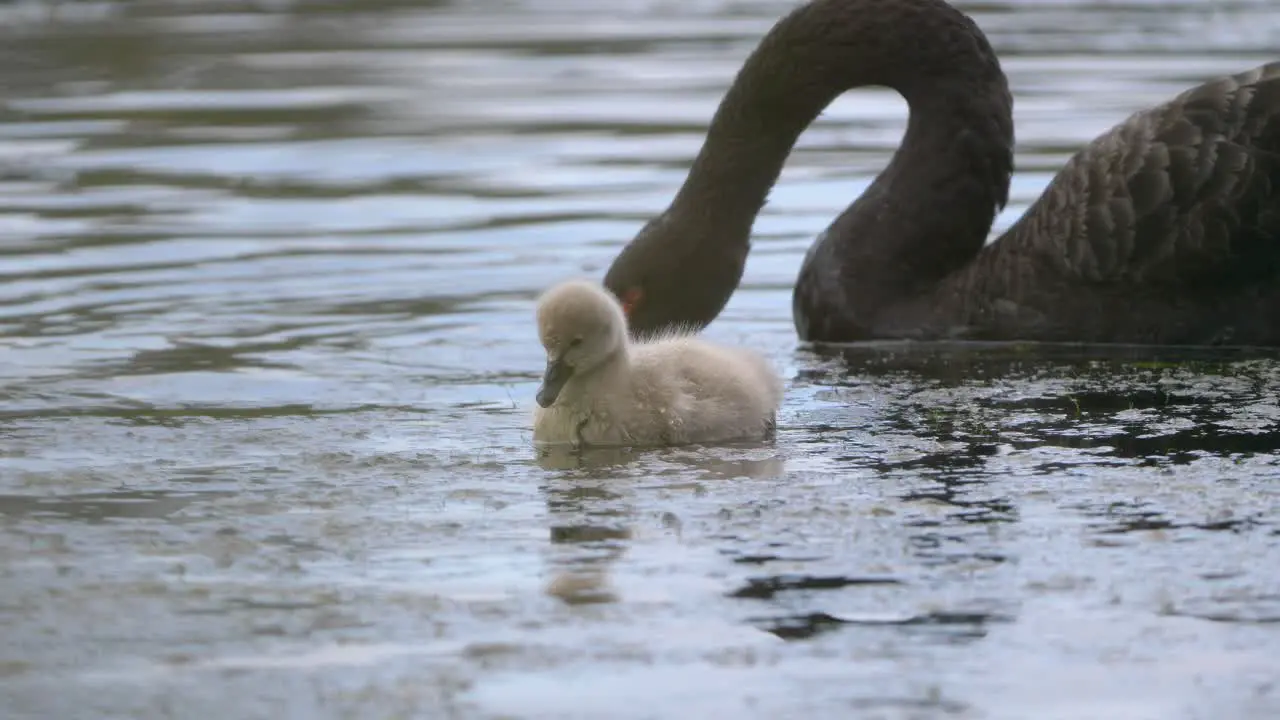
[531,279,783,447]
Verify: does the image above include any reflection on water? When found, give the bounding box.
[3,0,1280,717]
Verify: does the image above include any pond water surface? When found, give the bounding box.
[2,0,1280,718]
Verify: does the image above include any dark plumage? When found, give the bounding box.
[602,0,1280,346]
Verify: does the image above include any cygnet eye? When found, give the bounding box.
[568,337,583,348]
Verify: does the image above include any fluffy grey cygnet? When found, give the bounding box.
[532,279,783,447]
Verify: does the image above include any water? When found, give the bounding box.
[3,0,1280,717]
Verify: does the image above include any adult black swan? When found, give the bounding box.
[601,0,1280,346]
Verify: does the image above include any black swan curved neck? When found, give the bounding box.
[673,0,1010,234]
[604,0,1014,338]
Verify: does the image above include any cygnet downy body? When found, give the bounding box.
[532,279,783,447]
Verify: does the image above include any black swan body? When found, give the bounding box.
[601,0,1280,346]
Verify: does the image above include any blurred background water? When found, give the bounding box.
[2,0,1280,717]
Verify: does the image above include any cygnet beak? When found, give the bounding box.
[536,356,574,407]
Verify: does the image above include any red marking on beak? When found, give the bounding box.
[621,288,643,316]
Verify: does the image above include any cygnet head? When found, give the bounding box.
[534,279,628,408]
